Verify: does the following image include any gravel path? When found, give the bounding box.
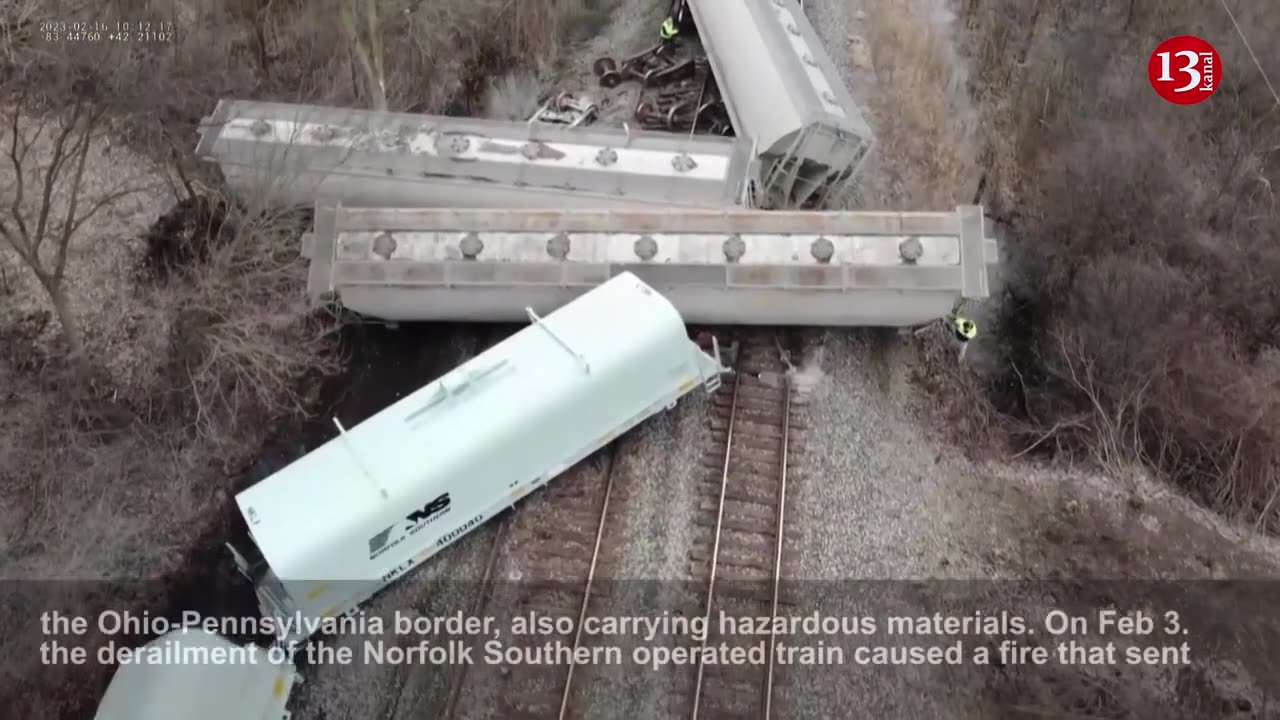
[776,329,992,717]
[570,387,713,717]
[788,329,984,579]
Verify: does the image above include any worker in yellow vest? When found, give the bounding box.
[660,16,678,41]
[950,313,977,344]
[946,303,977,362]
[946,298,977,344]
[656,15,680,59]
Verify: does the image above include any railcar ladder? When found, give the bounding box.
[405,360,512,429]
[760,130,809,209]
[526,307,591,374]
[702,336,725,393]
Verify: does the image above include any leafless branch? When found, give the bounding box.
[0,95,134,353]
[339,0,388,111]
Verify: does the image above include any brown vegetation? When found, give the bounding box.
[0,0,615,576]
[956,0,1280,532]
[1,1,614,717]
[6,0,615,144]
[0,181,335,718]
[0,88,141,355]
[338,0,389,110]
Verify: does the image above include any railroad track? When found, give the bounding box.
[404,330,803,720]
[681,334,803,720]
[443,443,623,720]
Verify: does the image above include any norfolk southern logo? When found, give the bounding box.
[368,493,452,560]
[407,493,450,526]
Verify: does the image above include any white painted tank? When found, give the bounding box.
[195,99,754,210]
[301,204,998,326]
[684,0,875,208]
[93,628,297,720]
[232,272,723,646]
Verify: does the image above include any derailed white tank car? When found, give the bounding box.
[228,272,725,646]
[93,628,298,720]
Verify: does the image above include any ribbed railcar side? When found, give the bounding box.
[195,99,754,210]
[304,205,999,327]
[231,273,723,647]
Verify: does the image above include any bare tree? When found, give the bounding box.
[227,0,278,77]
[339,0,388,111]
[0,0,45,63]
[0,88,138,355]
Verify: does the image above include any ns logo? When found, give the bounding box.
[367,492,453,561]
[406,492,450,526]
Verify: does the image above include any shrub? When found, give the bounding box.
[959,0,1280,529]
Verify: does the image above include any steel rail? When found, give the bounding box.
[558,450,620,719]
[442,515,510,720]
[763,377,792,719]
[690,371,742,720]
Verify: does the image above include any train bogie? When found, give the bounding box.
[230,272,725,646]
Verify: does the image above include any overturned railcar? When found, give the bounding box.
[196,99,754,210]
[302,204,998,327]
[228,272,725,647]
[683,0,875,209]
[93,628,298,720]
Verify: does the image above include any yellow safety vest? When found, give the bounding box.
[953,316,977,340]
[660,17,677,40]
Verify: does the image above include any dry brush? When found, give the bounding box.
[959,1,1280,527]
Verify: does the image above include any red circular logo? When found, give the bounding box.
[1148,36,1221,105]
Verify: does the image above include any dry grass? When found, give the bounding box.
[485,71,547,121]
[0,2,616,715]
[0,174,338,719]
[855,0,981,208]
[938,0,1280,710]
[147,193,341,466]
[0,103,169,381]
[9,0,614,143]
[0,186,336,579]
[0,104,178,576]
[0,0,618,577]
[909,324,1010,458]
[888,3,1280,708]
[0,76,337,720]
[953,1,1280,531]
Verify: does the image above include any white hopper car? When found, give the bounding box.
[227,272,725,647]
[93,627,298,720]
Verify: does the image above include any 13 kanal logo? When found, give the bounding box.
[1148,35,1221,105]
